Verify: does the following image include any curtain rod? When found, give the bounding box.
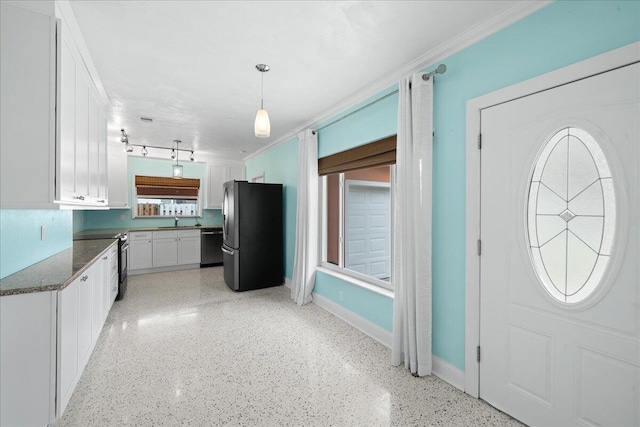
[312,64,446,135]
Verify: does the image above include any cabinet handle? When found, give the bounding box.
[75,195,85,201]
[80,275,88,281]
[102,256,108,260]
[97,199,105,203]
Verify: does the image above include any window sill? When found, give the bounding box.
[316,266,394,299]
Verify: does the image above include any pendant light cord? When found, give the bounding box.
[261,71,264,109]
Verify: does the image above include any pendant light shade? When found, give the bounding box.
[172,140,183,178]
[254,64,270,138]
[254,108,270,138]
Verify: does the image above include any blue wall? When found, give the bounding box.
[245,137,298,279]
[244,1,640,371]
[0,210,72,279]
[77,156,223,231]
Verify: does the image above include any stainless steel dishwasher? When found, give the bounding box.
[201,229,223,266]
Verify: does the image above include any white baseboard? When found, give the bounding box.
[128,264,200,276]
[284,277,291,289]
[311,293,465,391]
[432,355,465,392]
[312,292,392,348]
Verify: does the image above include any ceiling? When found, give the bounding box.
[69,1,534,161]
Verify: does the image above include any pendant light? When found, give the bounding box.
[172,140,183,178]
[254,64,270,138]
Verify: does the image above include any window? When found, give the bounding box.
[319,137,396,290]
[133,175,202,218]
[527,127,615,304]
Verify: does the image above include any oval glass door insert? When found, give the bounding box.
[527,127,616,304]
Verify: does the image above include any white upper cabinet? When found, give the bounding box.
[205,164,245,209]
[0,3,57,209]
[0,2,109,209]
[56,18,108,208]
[107,143,128,208]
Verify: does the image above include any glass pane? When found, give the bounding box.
[600,178,616,256]
[527,127,616,304]
[571,128,612,178]
[536,215,566,247]
[539,230,567,295]
[540,134,569,200]
[568,216,603,253]
[343,166,392,282]
[568,135,599,200]
[566,231,598,296]
[568,181,603,215]
[537,183,567,215]
[325,174,340,266]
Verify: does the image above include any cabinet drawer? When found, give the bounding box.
[153,230,178,239]
[129,231,153,240]
[178,229,201,238]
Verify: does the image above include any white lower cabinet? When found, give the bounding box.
[0,291,56,426]
[153,231,179,267]
[130,229,201,273]
[57,245,115,418]
[178,230,202,264]
[129,231,153,270]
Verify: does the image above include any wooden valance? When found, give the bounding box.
[318,135,396,176]
[135,175,200,198]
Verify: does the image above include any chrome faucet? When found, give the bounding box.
[175,217,179,227]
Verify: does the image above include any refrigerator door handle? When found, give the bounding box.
[221,245,235,256]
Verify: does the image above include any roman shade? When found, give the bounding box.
[317,135,396,176]
[135,175,200,198]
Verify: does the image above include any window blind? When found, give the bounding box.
[317,135,396,176]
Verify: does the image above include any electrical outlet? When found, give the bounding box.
[208,213,213,219]
[339,290,343,302]
[40,225,46,241]
[120,214,125,221]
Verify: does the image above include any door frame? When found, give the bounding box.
[464,41,640,397]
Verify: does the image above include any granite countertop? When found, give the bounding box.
[73,225,221,239]
[0,239,117,297]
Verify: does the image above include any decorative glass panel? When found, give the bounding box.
[527,127,616,303]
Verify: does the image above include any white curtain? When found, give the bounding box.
[291,129,319,305]
[391,73,433,376]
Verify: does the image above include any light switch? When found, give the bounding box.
[41,225,46,241]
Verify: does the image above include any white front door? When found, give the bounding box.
[480,63,639,426]
[345,180,391,280]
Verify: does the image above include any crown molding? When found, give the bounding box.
[244,0,551,162]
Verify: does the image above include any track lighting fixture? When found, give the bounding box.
[119,130,195,171]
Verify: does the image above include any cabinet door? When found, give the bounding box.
[1,291,55,427]
[78,272,93,371]
[75,68,90,200]
[178,236,201,265]
[97,110,108,203]
[129,239,153,270]
[101,254,110,322]
[227,165,245,182]
[88,94,99,201]
[58,29,77,202]
[58,278,79,416]
[0,3,56,209]
[107,144,128,207]
[153,238,178,267]
[91,256,108,340]
[207,165,225,209]
[110,248,119,305]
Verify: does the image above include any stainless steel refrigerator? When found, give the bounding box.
[221,180,283,291]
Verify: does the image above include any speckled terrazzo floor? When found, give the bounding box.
[55,267,522,427]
